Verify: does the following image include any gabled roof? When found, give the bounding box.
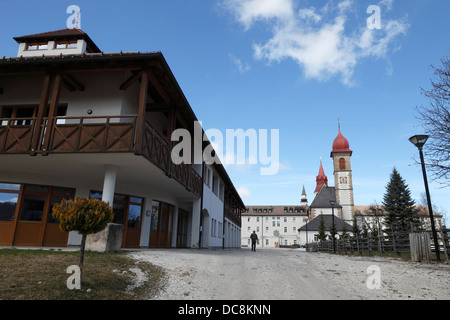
[298,214,352,232]
[13,28,101,53]
[309,186,341,208]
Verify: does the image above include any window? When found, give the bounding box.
[293,227,297,233]
[266,226,269,232]
[256,217,259,222]
[1,105,67,126]
[284,207,287,213]
[284,227,287,233]
[256,226,260,232]
[339,158,346,170]
[247,226,251,232]
[46,187,76,224]
[55,41,77,49]
[90,191,143,228]
[263,209,267,213]
[265,239,269,245]
[293,217,296,222]
[253,209,257,213]
[268,209,272,213]
[284,217,287,222]
[272,221,275,227]
[247,217,250,222]
[26,42,48,51]
[0,183,21,221]
[212,175,217,195]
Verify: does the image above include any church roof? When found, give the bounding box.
[331,127,352,154]
[310,186,341,208]
[314,160,328,193]
[298,214,352,232]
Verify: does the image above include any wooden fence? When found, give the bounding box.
[307,229,450,261]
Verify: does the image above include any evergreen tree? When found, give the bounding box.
[318,215,327,242]
[352,216,360,238]
[382,168,421,233]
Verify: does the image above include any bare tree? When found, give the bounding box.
[416,57,450,186]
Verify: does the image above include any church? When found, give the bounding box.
[241,126,355,248]
[241,126,445,248]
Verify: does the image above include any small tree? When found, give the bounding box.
[52,197,114,284]
[318,215,327,242]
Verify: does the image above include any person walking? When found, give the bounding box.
[250,230,258,252]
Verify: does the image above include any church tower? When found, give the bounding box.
[314,159,328,197]
[301,185,308,205]
[330,125,354,223]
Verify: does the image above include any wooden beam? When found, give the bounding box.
[120,70,143,91]
[63,73,85,91]
[42,73,62,156]
[146,102,169,112]
[134,71,149,155]
[148,70,170,105]
[30,74,52,155]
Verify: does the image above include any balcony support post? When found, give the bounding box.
[30,73,52,155]
[42,73,62,156]
[135,71,148,155]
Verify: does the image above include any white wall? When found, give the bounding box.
[241,215,308,248]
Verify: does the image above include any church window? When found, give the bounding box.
[339,158,346,170]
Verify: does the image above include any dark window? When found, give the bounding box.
[339,158,346,170]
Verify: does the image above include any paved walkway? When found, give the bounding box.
[128,248,450,300]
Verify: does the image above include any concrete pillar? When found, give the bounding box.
[102,165,117,206]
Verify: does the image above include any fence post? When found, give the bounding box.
[439,229,448,261]
[410,232,432,262]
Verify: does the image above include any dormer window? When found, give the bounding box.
[55,40,77,49]
[26,42,48,51]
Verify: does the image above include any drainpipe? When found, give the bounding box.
[198,160,204,249]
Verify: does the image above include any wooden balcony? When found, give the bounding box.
[0,115,202,197]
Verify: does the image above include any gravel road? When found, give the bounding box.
[127,248,450,300]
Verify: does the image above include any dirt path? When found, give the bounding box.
[128,248,450,300]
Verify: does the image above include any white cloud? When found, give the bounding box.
[229,54,251,73]
[237,186,252,199]
[223,0,409,86]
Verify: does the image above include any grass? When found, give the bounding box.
[0,248,167,300]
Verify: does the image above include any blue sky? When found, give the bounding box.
[1,0,449,223]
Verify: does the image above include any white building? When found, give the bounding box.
[0,28,245,249]
[242,205,309,248]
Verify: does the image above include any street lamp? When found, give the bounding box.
[330,200,336,254]
[409,134,441,262]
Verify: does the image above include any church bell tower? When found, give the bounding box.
[330,125,354,222]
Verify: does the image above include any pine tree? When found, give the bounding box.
[318,215,327,242]
[382,168,421,233]
[352,216,360,238]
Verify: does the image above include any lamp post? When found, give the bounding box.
[330,200,336,254]
[409,135,441,262]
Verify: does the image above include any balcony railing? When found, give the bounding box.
[0,115,202,197]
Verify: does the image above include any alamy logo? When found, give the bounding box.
[366,265,381,290]
[171,121,280,176]
[66,265,81,290]
[367,5,381,30]
[67,5,81,29]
